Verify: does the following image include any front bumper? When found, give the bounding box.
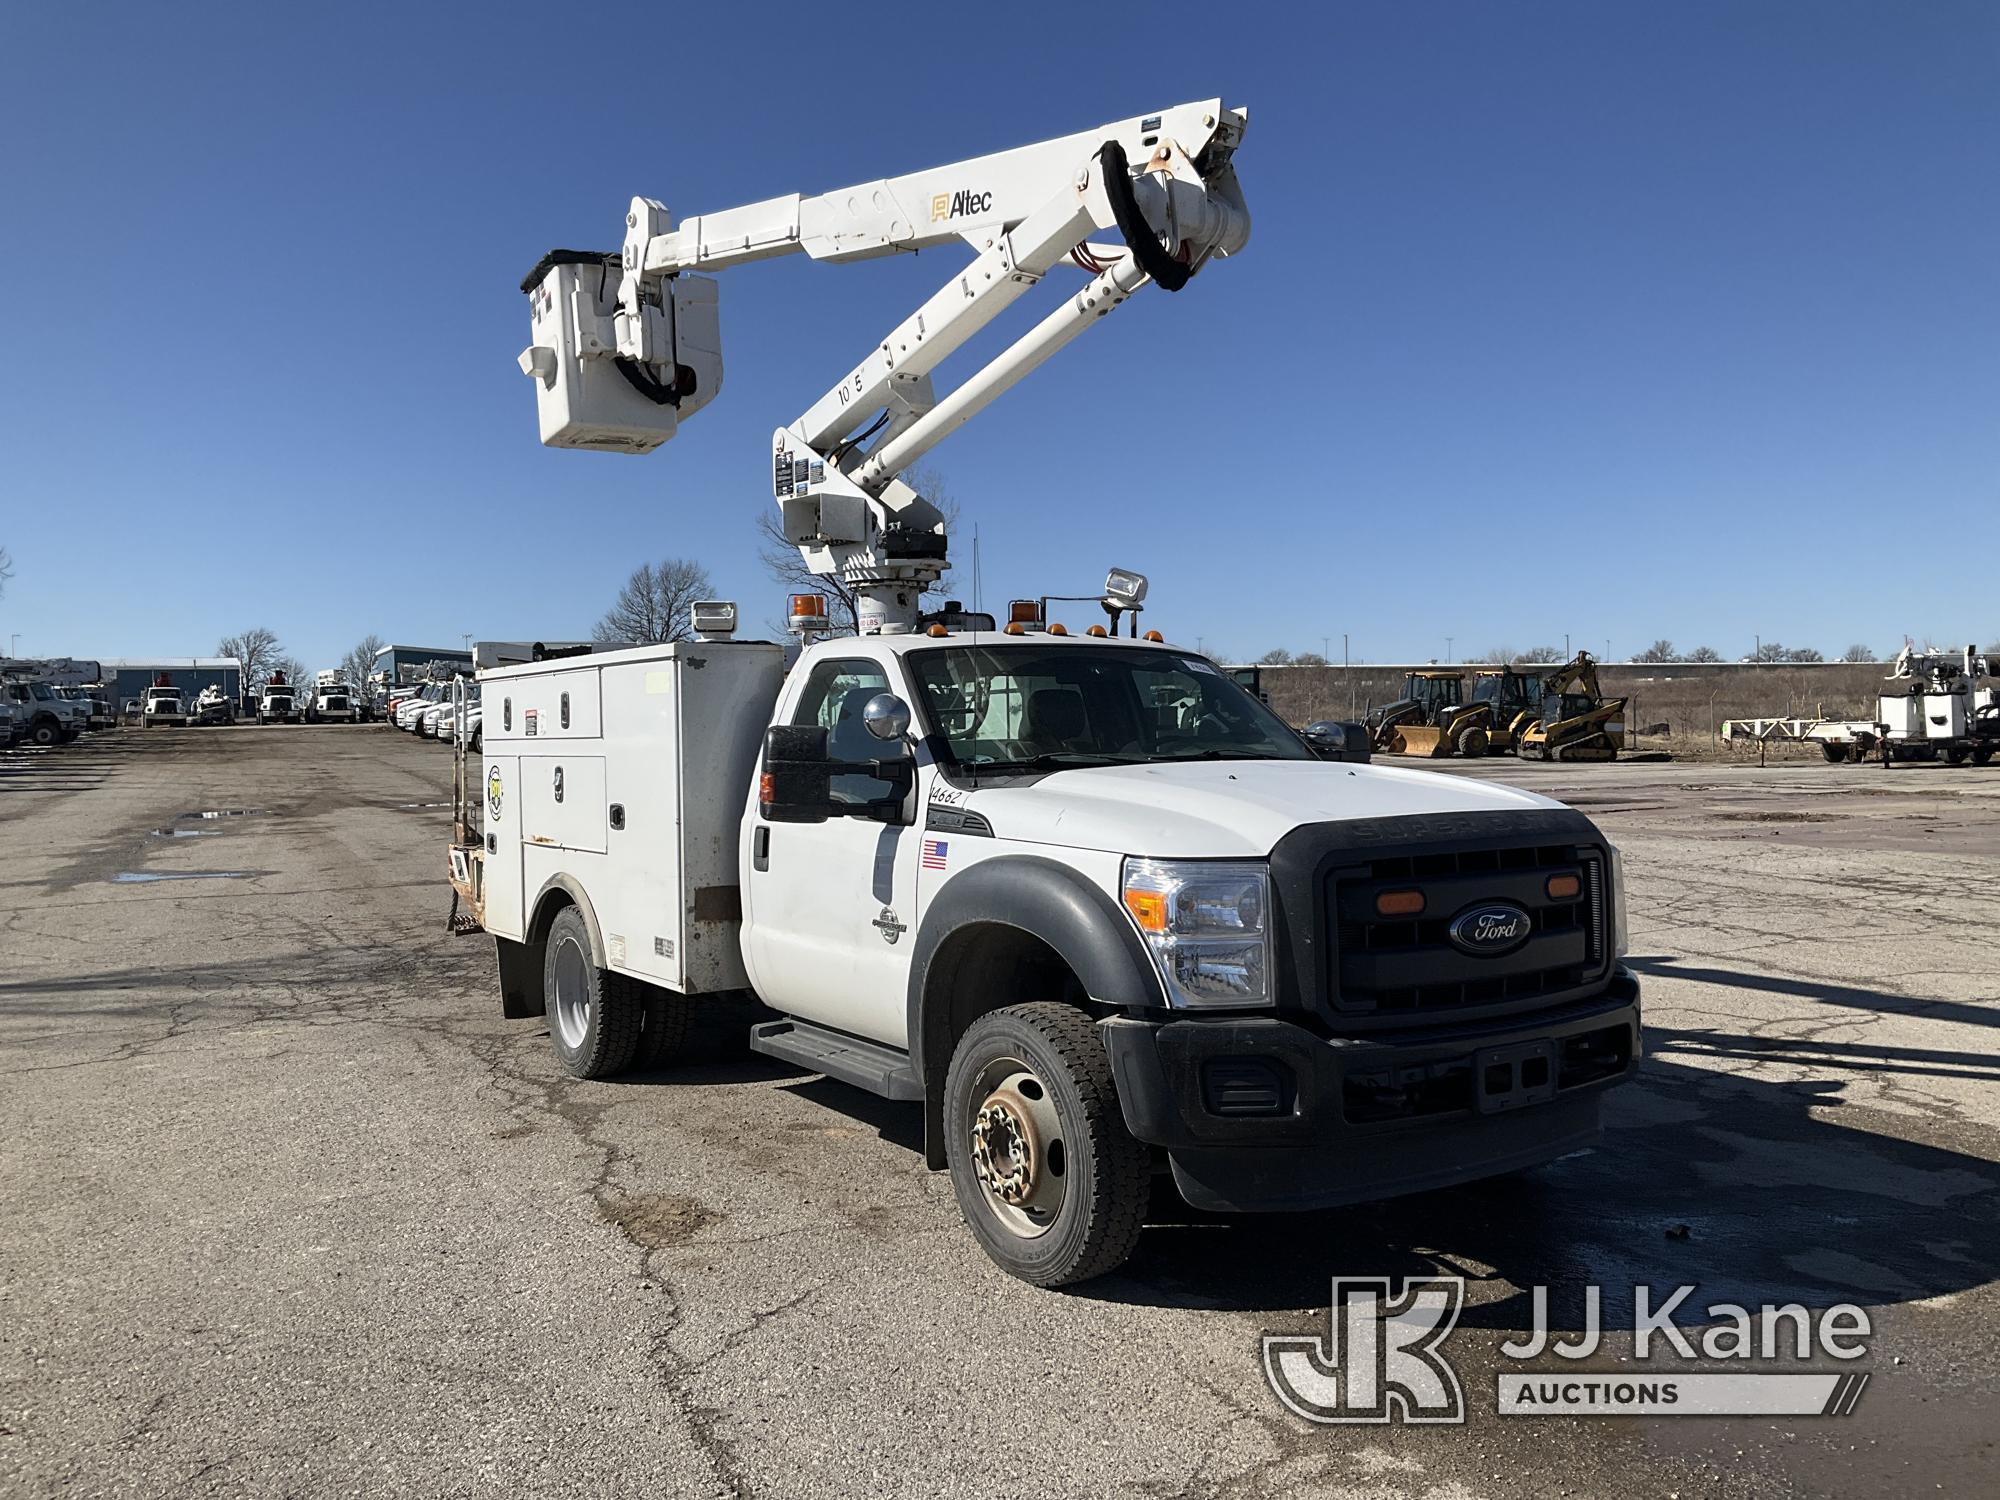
[1101,968,1640,1213]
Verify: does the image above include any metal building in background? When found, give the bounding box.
[99,658,243,717]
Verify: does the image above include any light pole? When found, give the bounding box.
[1446,636,1454,665]
[7,633,17,657]
[1564,632,1570,660]
[1344,633,1351,715]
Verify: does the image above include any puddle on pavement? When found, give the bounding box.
[150,827,223,838]
[109,870,259,884]
[177,809,264,820]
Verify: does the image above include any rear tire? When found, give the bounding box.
[631,990,693,1068]
[1453,724,1489,758]
[942,1002,1149,1288]
[1820,742,1847,763]
[543,907,642,1079]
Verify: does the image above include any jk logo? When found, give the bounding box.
[1263,1277,1467,1424]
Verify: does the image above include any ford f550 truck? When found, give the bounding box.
[452,604,1637,1285]
[470,99,1640,1284]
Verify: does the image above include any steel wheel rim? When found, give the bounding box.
[552,935,592,1049]
[964,1054,1067,1239]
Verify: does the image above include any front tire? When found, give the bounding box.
[542,906,642,1079]
[942,1002,1149,1288]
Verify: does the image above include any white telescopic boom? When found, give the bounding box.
[520,99,1250,632]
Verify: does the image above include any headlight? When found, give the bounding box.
[1608,844,1629,959]
[1120,858,1274,1008]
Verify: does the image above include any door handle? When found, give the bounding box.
[752,824,770,872]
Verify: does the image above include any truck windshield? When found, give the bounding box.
[905,644,1313,772]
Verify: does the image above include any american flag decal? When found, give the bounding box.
[921,838,949,870]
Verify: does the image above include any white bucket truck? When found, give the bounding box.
[458,100,1641,1284]
[309,670,360,724]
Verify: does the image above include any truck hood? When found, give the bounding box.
[960,759,1566,858]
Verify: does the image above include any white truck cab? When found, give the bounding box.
[309,670,359,724]
[141,680,188,728]
[459,618,1638,1285]
[257,676,300,724]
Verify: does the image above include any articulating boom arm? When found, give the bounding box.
[519,100,1251,633]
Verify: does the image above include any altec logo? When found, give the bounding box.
[930,188,995,222]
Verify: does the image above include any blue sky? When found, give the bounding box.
[1,1,1993,669]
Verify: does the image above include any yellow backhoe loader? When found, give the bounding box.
[1367,669,1493,757]
[1514,651,1627,761]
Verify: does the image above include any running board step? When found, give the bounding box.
[749,1018,923,1101]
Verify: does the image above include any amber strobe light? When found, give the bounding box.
[1547,872,1582,900]
[1008,599,1041,626]
[1376,890,1425,918]
[788,593,829,631]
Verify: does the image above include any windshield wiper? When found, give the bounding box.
[967,752,1145,773]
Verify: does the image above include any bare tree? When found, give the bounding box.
[0,544,12,599]
[1519,646,1562,665]
[1476,646,1515,665]
[1787,646,1825,663]
[1257,648,1294,665]
[1686,645,1722,663]
[271,654,307,689]
[1293,651,1328,667]
[343,632,386,690]
[1634,640,1679,664]
[595,557,715,645]
[1748,641,1790,663]
[754,466,956,634]
[219,627,283,690]
[1840,644,1875,663]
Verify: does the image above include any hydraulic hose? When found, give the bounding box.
[1095,140,1191,292]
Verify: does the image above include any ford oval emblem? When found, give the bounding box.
[1448,902,1532,957]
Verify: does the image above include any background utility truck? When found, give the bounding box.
[258,672,302,724]
[309,670,360,724]
[456,98,1641,1285]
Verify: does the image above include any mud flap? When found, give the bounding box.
[495,936,542,1019]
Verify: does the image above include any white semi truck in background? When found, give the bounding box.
[455,100,1641,1285]
[309,670,360,724]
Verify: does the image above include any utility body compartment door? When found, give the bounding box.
[521,755,608,854]
[482,754,526,940]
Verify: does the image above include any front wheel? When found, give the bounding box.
[943,1003,1150,1288]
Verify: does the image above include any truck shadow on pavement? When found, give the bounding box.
[1087,1049,2000,1323]
[1627,954,2000,1032]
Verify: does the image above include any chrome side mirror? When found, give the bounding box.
[862,693,912,742]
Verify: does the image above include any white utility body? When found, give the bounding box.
[462,99,1642,1286]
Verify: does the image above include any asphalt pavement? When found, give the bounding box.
[2,728,1994,1497]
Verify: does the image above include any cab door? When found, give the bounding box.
[741,652,926,1048]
